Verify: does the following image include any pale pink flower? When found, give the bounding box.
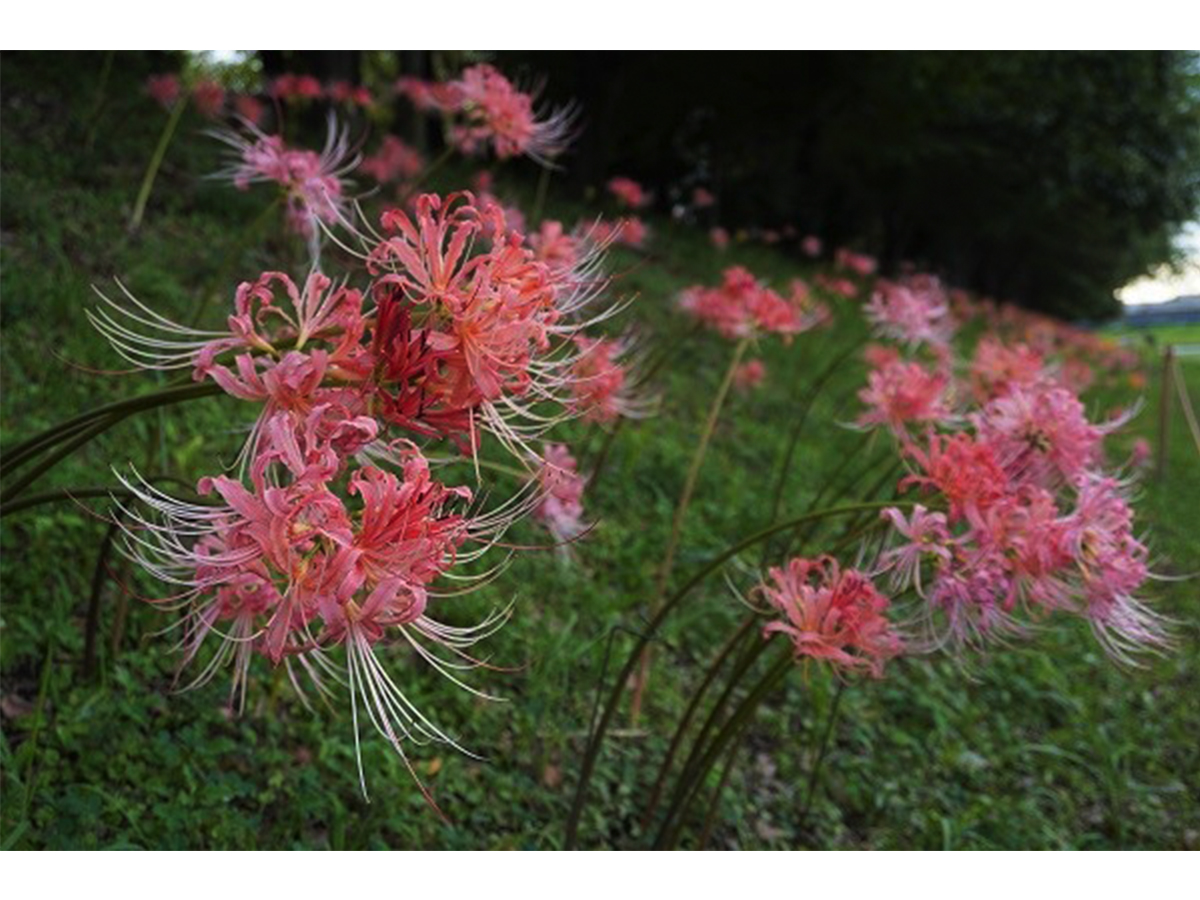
[865,277,954,349]
[678,266,810,341]
[858,358,953,436]
[969,337,1045,401]
[533,443,588,550]
[757,556,903,678]
[801,235,822,258]
[212,117,357,241]
[709,227,730,251]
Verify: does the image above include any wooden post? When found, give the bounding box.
[1155,345,1174,481]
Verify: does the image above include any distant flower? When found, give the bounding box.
[835,248,877,276]
[709,227,730,250]
[733,358,766,391]
[191,79,226,120]
[757,556,903,677]
[858,358,953,436]
[593,216,649,249]
[360,135,425,185]
[146,73,181,110]
[407,64,576,165]
[607,176,651,209]
[234,95,265,127]
[212,117,357,242]
[533,443,588,551]
[327,80,373,107]
[692,186,715,208]
[865,276,954,350]
[679,266,814,341]
[801,235,822,257]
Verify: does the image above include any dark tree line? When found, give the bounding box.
[499,51,1200,320]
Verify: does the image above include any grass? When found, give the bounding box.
[2,52,1198,850]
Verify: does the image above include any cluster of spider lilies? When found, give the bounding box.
[2,58,1167,838]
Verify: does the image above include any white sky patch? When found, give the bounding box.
[1118,221,1200,306]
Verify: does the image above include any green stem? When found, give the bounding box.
[800,679,847,825]
[531,164,552,224]
[630,336,750,723]
[656,649,793,848]
[2,382,223,478]
[641,614,758,828]
[697,724,748,849]
[129,97,186,233]
[563,499,912,848]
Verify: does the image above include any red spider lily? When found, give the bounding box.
[607,176,651,210]
[733,358,766,391]
[191,79,226,120]
[360,135,425,185]
[757,556,903,678]
[858,357,953,437]
[146,73,181,109]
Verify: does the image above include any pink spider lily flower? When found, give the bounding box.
[233,95,266,127]
[733,358,767,391]
[211,116,358,242]
[114,433,510,799]
[362,193,619,461]
[271,73,323,102]
[532,443,589,553]
[835,248,877,276]
[425,64,576,166]
[607,176,651,209]
[569,335,655,422]
[327,80,373,108]
[858,358,953,437]
[692,186,715,208]
[146,73,181,109]
[395,75,465,112]
[901,431,1009,527]
[360,135,425,185]
[191,79,226,120]
[757,556,903,677]
[709,227,730,251]
[1060,476,1170,661]
[971,381,1114,489]
[864,277,955,350]
[816,274,859,299]
[530,219,582,274]
[801,235,822,258]
[678,266,809,341]
[969,337,1045,401]
[877,505,953,597]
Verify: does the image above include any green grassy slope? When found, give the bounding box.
[2,53,1197,849]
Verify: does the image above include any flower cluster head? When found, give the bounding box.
[692,187,715,209]
[866,313,1164,661]
[191,79,226,119]
[858,356,953,437]
[532,443,588,553]
[733,358,767,391]
[757,556,903,678]
[865,276,955,351]
[400,64,576,166]
[678,266,822,342]
[801,235,823,258]
[212,117,357,243]
[92,188,627,798]
[710,227,730,251]
[568,335,656,423]
[835,248,877,277]
[607,176,651,209]
[592,216,649,249]
[327,80,373,108]
[146,73,182,109]
[360,135,425,185]
[271,73,324,102]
